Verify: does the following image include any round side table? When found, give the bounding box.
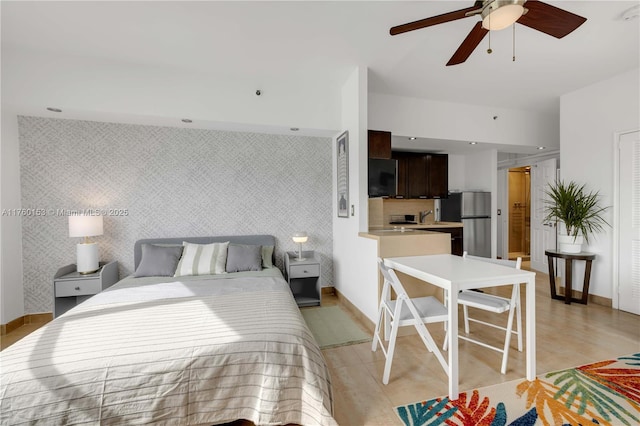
[545,249,596,304]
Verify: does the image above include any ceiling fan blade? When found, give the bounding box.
[446,22,489,66]
[518,0,587,38]
[390,5,481,36]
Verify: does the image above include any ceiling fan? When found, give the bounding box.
[390,0,587,66]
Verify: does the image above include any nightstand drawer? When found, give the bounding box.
[289,264,320,279]
[55,279,101,297]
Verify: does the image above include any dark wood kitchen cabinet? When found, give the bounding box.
[424,227,463,256]
[427,154,449,199]
[394,152,409,198]
[368,130,392,159]
[392,151,448,199]
[407,155,429,198]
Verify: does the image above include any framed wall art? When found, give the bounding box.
[336,131,349,218]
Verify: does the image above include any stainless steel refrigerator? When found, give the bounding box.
[440,191,491,257]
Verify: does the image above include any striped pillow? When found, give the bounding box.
[174,241,229,276]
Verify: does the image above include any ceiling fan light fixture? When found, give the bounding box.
[482,0,525,31]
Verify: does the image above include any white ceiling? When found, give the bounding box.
[2,1,639,154]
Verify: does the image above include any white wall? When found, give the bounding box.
[0,48,344,324]
[332,66,380,322]
[369,93,559,149]
[3,48,341,134]
[18,117,333,314]
[560,68,640,300]
[447,154,465,192]
[463,150,496,192]
[0,109,25,324]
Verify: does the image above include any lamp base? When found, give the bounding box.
[77,243,99,274]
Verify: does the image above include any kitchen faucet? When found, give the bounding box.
[420,209,433,223]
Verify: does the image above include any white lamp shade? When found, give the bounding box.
[482,2,524,31]
[292,232,308,243]
[69,215,103,238]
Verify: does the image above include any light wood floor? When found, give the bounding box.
[323,264,640,425]
[1,321,50,351]
[2,266,639,426]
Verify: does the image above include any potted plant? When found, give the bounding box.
[543,180,610,253]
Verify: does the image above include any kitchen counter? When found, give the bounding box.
[406,221,463,229]
[364,221,464,256]
[367,221,463,233]
[359,229,441,239]
[359,226,452,307]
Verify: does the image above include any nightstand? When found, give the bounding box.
[284,251,321,307]
[53,261,119,318]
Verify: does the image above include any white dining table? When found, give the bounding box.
[384,254,536,400]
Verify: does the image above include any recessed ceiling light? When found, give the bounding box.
[181,119,192,123]
[537,146,545,150]
[290,127,299,131]
[409,137,416,140]
[469,141,478,145]
[46,107,62,113]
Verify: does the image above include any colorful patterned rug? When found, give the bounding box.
[395,353,640,426]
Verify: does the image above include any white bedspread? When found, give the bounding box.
[0,270,336,425]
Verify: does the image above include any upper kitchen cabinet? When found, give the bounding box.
[368,130,392,159]
[427,154,448,199]
[392,151,448,199]
[407,154,429,198]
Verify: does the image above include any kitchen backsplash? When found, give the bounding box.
[369,198,437,228]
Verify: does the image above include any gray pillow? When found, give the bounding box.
[133,244,184,277]
[226,244,262,272]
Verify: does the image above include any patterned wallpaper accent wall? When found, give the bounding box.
[19,116,333,314]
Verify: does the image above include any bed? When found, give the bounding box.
[1,235,336,425]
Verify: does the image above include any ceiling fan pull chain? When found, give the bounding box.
[513,23,516,62]
[487,19,493,55]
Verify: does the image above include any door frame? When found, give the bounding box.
[612,128,640,310]
[497,152,559,264]
[497,169,508,259]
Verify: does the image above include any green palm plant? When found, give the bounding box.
[543,180,610,244]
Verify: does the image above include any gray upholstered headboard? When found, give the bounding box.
[133,235,277,269]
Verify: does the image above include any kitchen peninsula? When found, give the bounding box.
[359,229,451,306]
[369,197,464,255]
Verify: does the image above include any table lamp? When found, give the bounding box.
[69,214,103,274]
[292,231,308,261]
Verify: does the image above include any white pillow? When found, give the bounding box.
[174,241,229,276]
